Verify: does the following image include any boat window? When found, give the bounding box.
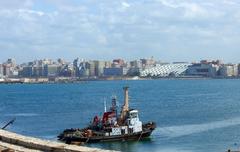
[129,128,133,134]
[130,112,138,118]
[121,129,125,135]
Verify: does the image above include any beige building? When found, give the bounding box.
[95,61,110,77]
[0,64,3,77]
[88,61,96,77]
[219,64,238,77]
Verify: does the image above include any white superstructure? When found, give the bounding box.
[127,110,142,133]
[108,109,143,136]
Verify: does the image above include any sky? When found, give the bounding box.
[0,0,240,63]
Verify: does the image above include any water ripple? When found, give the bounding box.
[155,117,240,138]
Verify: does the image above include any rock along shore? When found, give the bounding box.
[0,129,117,152]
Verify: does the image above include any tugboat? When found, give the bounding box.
[58,87,156,143]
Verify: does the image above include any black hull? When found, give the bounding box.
[58,122,156,144]
[64,130,153,144]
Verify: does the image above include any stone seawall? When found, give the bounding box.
[0,129,115,152]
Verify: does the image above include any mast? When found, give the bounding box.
[123,86,129,111]
[104,98,107,112]
[111,96,117,111]
[120,86,129,123]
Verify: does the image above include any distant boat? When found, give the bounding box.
[58,87,156,143]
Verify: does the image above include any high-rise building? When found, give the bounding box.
[140,57,156,68]
[219,64,238,77]
[33,65,44,77]
[79,61,90,77]
[105,61,112,68]
[112,59,125,67]
[59,64,75,77]
[88,61,96,77]
[7,58,16,67]
[238,64,240,76]
[95,61,108,77]
[0,64,3,77]
[3,64,11,76]
[44,64,60,77]
[20,66,33,77]
[130,60,141,68]
[187,62,219,77]
[73,58,80,77]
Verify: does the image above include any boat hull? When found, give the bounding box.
[64,130,153,143]
[59,122,156,144]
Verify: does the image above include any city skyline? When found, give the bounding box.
[1,57,240,65]
[1,0,240,62]
[1,57,239,79]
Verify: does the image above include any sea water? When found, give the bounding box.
[0,79,240,152]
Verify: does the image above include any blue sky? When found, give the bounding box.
[0,0,240,63]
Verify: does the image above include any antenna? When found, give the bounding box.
[104,98,107,112]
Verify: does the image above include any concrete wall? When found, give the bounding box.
[0,129,115,152]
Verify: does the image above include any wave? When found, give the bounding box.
[155,117,240,138]
[4,113,39,117]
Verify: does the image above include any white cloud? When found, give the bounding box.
[157,0,221,19]
[0,0,240,62]
[157,0,178,8]
[122,2,130,8]
[18,9,45,17]
[182,3,207,18]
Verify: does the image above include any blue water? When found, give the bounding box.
[1,79,240,152]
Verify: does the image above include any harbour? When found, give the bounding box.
[1,79,240,151]
[1,0,240,151]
